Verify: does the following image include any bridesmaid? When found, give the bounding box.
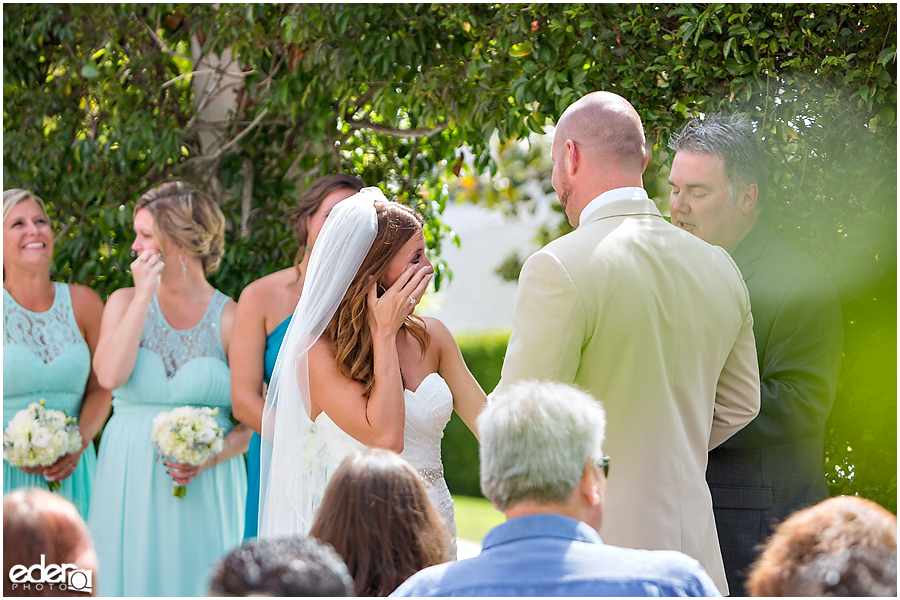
[230,174,364,539]
[88,181,252,596]
[2,189,111,521]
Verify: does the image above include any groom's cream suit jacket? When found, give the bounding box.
[497,192,760,595]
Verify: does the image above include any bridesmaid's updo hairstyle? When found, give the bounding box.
[3,189,50,224]
[290,174,365,268]
[134,181,225,273]
[324,200,430,399]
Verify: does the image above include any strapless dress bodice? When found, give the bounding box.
[314,372,457,558]
[314,372,452,478]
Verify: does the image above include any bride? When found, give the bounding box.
[258,188,485,557]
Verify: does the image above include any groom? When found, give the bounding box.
[494,91,760,595]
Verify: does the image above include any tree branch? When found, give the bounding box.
[286,136,314,178]
[346,117,448,138]
[240,157,254,238]
[139,18,193,62]
[402,137,421,195]
[178,107,271,170]
[218,107,269,154]
[162,68,255,89]
[54,221,75,245]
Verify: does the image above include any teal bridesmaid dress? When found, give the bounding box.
[3,283,96,520]
[243,314,291,540]
[88,291,246,597]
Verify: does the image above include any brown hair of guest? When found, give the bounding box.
[309,449,450,596]
[323,200,430,398]
[747,495,897,596]
[290,174,365,269]
[3,489,98,597]
[133,180,226,273]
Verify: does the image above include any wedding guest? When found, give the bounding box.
[493,91,760,594]
[668,113,844,595]
[209,536,353,597]
[258,189,486,558]
[230,174,364,540]
[4,488,98,597]
[88,181,252,596]
[392,381,720,597]
[310,449,450,596]
[3,189,111,521]
[747,496,897,597]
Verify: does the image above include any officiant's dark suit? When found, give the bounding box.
[668,114,844,596]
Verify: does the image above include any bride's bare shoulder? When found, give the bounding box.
[418,316,456,349]
[419,315,447,332]
[308,336,336,362]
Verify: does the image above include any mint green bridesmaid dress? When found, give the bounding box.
[88,291,246,597]
[3,283,96,520]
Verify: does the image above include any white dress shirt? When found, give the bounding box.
[578,187,649,226]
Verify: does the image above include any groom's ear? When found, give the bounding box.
[565,139,579,175]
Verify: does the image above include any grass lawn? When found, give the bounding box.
[452,494,505,542]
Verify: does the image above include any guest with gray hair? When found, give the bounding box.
[668,113,843,595]
[392,381,720,597]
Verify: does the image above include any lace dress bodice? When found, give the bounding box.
[315,372,457,557]
[113,292,232,426]
[88,289,244,596]
[3,283,91,425]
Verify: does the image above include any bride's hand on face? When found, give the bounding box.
[367,265,433,339]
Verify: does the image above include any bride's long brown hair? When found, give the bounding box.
[323,200,430,397]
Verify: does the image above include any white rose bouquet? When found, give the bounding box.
[151,406,224,498]
[3,399,83,492]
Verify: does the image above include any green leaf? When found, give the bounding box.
[509,41,533,58]
[81,63,100,79]
[877,48,896,68]
[567,53,586,68]
[723,37,736,59]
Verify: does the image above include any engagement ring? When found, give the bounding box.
[409,295,417,305]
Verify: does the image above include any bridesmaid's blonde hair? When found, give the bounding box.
[3,189,50,224]
[134,181,225,273]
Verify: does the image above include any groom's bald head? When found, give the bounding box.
[551,92,648,226]
[554,91,647,175]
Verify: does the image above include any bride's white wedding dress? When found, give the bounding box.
[315,372,458,558]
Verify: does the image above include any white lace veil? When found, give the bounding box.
[258,187,380,539]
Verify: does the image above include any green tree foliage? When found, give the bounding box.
[4,4,895,509]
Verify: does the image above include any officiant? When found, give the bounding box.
[668,113,844,596]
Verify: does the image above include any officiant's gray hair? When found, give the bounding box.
[668,113,769,206]
[479,381,606,511]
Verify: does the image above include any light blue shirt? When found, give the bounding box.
[391,514,721,597]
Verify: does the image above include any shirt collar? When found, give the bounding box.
[578,187,649,227]
[482,514,603,550]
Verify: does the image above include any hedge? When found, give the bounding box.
[442,330,510,498]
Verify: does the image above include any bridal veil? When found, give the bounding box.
[258,188,380,539]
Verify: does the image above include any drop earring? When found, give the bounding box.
[180,254,187,279]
